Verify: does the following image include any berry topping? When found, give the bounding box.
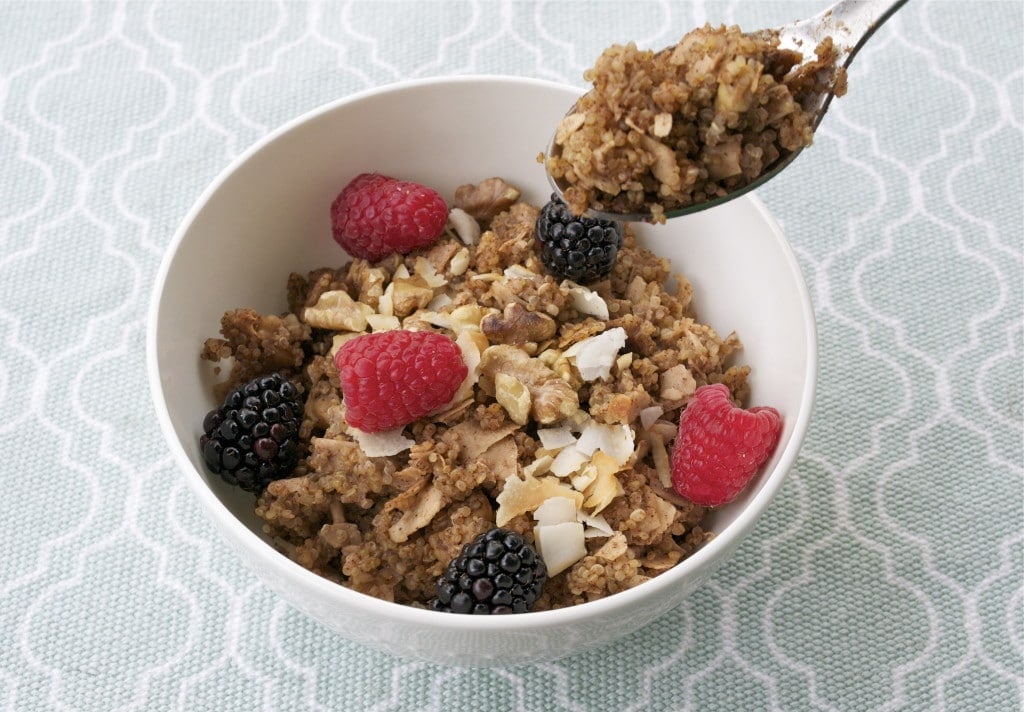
[333,330,467,433]
[200,372,304,493]
[330,173,449,261]
[670,383,782,507]
[535,194,624,284]
[430,528,547,614]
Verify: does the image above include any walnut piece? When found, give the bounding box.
[479,345,579,424]
[303,290,374,331]
[481,302,557,345]
[453,177,522,226]
[495,372,531,425]
[390,276,434,318]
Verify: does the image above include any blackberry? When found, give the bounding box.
[535,194,624,284]
[199,372,304,493]
[430,528,547,614]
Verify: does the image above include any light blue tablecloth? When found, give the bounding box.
[1,1,1021,710]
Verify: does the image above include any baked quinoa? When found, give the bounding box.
[201,178,759,611]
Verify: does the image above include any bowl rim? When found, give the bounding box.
[146,74,818,632]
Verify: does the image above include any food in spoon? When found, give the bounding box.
[198,174,782,611]
[545,24,845,221]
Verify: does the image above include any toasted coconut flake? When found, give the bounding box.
[550,446,589,477]
[351,426,414,457]
[495,474,583,526]
[579,510,614,538]
[565,327,627,381]
[479,436,519,484]
[534,521,587,575]
[583,454,625,514]
[533,496,578,526]
[648,430,673,489]
[537,425,577,451]
[571,462,598,492]
[388,484,444,543]
[504,265,541,281]
[448,207,481,246]
[523,454,554,478]
[640,406,664,431]
[450,420,519,462]
[562,281,610,320]
[576,421,634,465]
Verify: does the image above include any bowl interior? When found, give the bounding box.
[150,76,815,594]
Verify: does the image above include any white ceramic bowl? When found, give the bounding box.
[147,76,816,667]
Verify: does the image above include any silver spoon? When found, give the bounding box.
[545,0,908,222]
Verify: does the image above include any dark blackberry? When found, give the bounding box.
[535,194,624,284]
[429,528,547,614]
[199,372,304,493]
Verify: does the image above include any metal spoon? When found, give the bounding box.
[545,0,908,222]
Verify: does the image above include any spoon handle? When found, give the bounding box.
[781,0,908,129]
[789,0,909,67]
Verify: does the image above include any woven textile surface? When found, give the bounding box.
[0,1,1021,710]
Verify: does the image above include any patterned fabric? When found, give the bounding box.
[1,1,1021,710]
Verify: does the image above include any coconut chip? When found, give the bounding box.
[564,326,627,381]
[351,426,414,458]
[495,474,583,526]
[562,281,610,320]
[448,207,481,246]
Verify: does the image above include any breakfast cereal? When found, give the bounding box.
[200,177,761,611]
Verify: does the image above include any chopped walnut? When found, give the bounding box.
[303,290,375,331]
[479,345,579,424]
[454,177,522,227]
[481,302,557,345]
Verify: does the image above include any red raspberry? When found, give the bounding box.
[331,173,449,261]
[333,330,467,433]
[670,383,782,507]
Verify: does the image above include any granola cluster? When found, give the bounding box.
[203,178,752,610]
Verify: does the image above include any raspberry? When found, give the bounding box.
[333,330,467,433]
[430,528,547,614]
[200,372,304,493]
[330,173,449,261]
[535,195,623,284]
[670,383,782,507]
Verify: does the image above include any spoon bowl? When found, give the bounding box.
[546,0,908,222]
